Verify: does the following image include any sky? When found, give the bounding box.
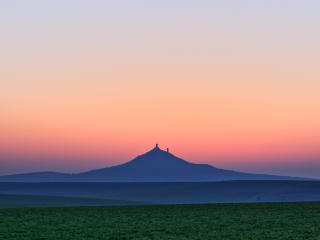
[0,0,319,178]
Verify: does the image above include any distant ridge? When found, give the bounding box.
[0,144,310,182]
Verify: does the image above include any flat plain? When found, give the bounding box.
[1,181,320,204]
[1,202,320,240]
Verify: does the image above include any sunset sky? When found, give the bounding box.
[1,1,319,178]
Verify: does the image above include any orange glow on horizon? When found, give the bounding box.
[1,1,320,177]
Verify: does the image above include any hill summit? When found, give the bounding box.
[0,144,307,182]
[122,144,191,169]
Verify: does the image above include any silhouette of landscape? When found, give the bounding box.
[0,145,309,182]
[2,1,319,238]
[0,145,319,206]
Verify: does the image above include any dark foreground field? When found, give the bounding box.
[1,202,320,240]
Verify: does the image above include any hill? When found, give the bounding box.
[0,145,309,182]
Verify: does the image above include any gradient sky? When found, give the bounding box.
[1,0,320,178]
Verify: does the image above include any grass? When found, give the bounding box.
[1,202,320,239]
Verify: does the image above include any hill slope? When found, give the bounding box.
[0,194,143,207]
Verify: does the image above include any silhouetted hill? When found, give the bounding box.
[0,145,310,182]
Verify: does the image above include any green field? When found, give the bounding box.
[1,202,320,240]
